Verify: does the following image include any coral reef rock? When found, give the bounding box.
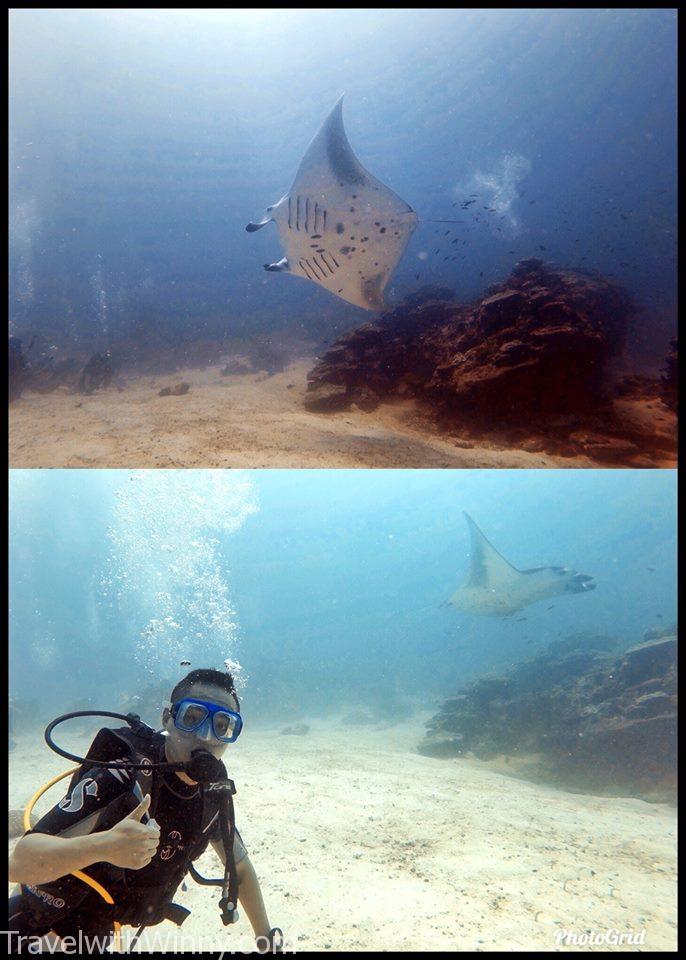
[419,626,677,804]
[158,382,190,397]
[305,261,676,465]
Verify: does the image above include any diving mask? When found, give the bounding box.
[171,698,243,744]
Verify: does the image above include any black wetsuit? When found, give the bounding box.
[8,735,246,951]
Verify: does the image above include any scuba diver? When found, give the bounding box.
[7,668,284,953]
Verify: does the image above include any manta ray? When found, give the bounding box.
[448,512,596,617]
[247,96,452,311]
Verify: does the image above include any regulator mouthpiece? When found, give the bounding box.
[185,749,226,784]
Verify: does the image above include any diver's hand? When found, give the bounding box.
[102,794,160,870]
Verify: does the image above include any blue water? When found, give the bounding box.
[9,9,676,370]
[9,468,677,724]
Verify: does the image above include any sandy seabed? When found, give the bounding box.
[8,360,599,469]
[8,717,677,952]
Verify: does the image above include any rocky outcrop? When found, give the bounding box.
[419,626,677,804]
[158,382,190,397]
[305,261,676,464]
[78,351,114,394]
[423,259,630,422]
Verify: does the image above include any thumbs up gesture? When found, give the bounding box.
[102,795,161,870]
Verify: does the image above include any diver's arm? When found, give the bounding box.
[9,831,113,886]
[9,795,159,886]
[210,839,272,940]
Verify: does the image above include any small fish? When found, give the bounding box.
[516,617,528,623]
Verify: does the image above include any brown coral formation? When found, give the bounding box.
[305,261,677,465]
[418,626,677,804]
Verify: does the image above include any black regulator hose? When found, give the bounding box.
[45,710,187,772]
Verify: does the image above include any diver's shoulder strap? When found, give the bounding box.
[198,759,236,838]
[67,723,165,819]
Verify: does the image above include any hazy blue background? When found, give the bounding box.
[9,469,677,725]
[9,8,676,369]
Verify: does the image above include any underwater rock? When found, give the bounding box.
[350,385,381,412]
[32,358,83,393]
[158,382,190,397]
[280,723,310,736]
[78,351,114,395]
[420,261,631,422]
[419,626,677,803]
[400,284,456,309]
[304,260,678,464]
[618,635,677,686]
[566,432,641,463]
[303,382,350,413]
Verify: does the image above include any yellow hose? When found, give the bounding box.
[23,767,123,951]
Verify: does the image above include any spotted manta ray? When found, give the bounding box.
[246,96,421,311]
[448,512,596,617]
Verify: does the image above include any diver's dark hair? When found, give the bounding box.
[171,669,240,710]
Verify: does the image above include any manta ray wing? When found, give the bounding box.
[463,511,521,590]
[449,513,596,617]
[247,97,418,311]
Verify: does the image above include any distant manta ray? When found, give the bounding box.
[246,96,459,311]
[448,512,596,617]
